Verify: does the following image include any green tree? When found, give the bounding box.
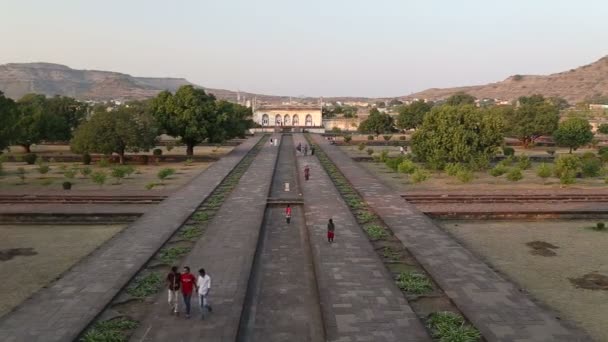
[396,100,432,131]
[411,104,503,169]
[70,105,158,164]
[445,92,476,106]
[553,117,593,153]
[597,123,608,135]
[13,94,87,152]
[151,86,250,156]
[549,96,570,111]
[358,108,394,136]
[0,91,18,152]
[507,95,559,147]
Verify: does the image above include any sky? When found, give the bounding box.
[1,0,608,98]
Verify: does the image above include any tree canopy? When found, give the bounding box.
[396,100,432,130]
[445,92,476,106]
[411,104,504,169]
[506,94,559,147]
[357,108,394,135]
[12,94,87,152]
[553,117,593,153]
[71,105,157,164]
[0,91,18,152]
[150,85,252,155]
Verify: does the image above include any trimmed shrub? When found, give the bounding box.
[445,163,462,176]
[37,164,50,175]
[157,168,176,183]
[97,157,110,167]
[62,181,72,190]
[366,148,374,156]
[24,153,37,165]
[367,135,374,141]
[399,136,406,141]
[358,142,366,151]
[80,166,92,178]
[110,166,128,184]
[91,171,107,187]
[153,148,163,156]
[82,153,92,165]
[411,169,429,183]
[560,170,576,185]
[385,156,405,171]
[502,146,515,156]
[594,222,606,231]
[499,155,515,167]
[64,169,76,179]
[379,150,389,162]
[489,164,507,177]
[517,154,531,170]
[456,169,474,183]
[554,154,581,178]
[536,163,552,181]
[506,168,523,181]
[398,160,417,174]
[581,156,602,177]
[343,135,352,143]
[383,135,392,141]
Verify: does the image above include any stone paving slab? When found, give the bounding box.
[294,134,431,342]
[130,135,280,342]
[238,134,324,341]
[0,203,151,215]
[312,134,592,342]
[0,136,263,342]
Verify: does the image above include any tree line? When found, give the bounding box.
[0,86,253,163]
[356,92,598,169]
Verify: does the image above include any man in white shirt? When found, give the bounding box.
[197,268,212,319]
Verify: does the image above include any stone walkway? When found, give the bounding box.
[0,136,262,342]
[130,135,280,342]
[238,135,324,341]
[311,134,591,342]
[294,134,431,342]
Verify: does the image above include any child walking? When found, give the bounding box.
[327,218,335,243]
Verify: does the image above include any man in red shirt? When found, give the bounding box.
[180,266,196,318]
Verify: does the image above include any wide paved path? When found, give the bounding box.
[311,134,590,342]
[0,136,263,342]
[131,135,279,342]
[238,134,324,341]
[294,134,431,342]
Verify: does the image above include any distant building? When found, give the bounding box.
[253,104,322,127]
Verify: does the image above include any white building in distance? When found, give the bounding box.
[253,104,322,127]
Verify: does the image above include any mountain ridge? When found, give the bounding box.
[404,55,608,103]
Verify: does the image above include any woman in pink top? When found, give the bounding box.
[285,204,292,224]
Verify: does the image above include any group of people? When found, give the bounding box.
[166,266,212,319]
[285,205,336,243]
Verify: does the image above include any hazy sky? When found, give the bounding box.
[1,0,607,97]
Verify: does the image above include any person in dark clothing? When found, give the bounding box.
[311,146,315,155]
[304,144,308,156]
[304,165,310,181]
[166,266,181,315]
[327,218,335,243]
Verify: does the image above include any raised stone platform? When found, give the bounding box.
[295,134,431,342]
[0,136,263,342]
[311,134,591,342]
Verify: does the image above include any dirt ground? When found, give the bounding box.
[339,146,608,191]
[0,145,233,192]
[0,224,126,317]
[439,220,608,341]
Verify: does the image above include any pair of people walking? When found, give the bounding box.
[167,266,212,319]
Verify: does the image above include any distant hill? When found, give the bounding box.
[0,62,375,104]
[405,56,608,104]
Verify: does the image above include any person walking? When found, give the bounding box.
[197,268,212,319]
[304,144,308,156]
[270,137,273,146]
[399,146,404,155]
[327,218,335,243]
[166,266,180,315]
[304,165,310,181]
[285,204,292,224]
[180,266,196,318]
[297,142,302,153]
[311,146,315,155]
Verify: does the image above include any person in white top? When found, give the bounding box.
[197,268,212,319]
